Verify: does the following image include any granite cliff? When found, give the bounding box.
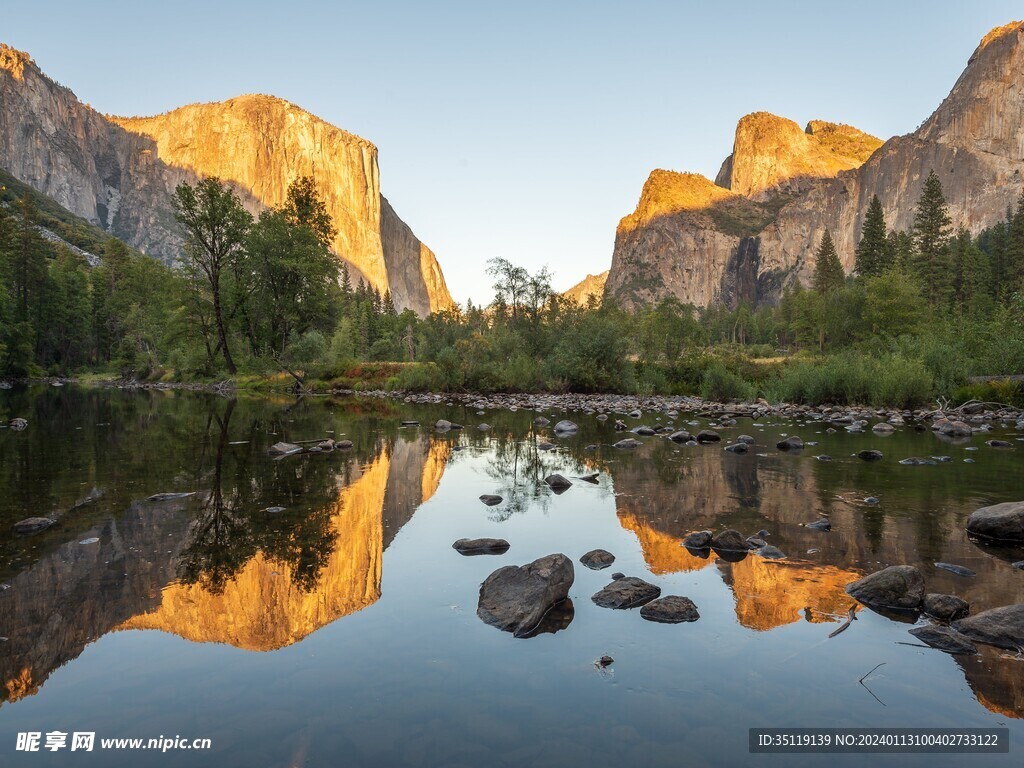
[562,270,608,305]
[0,45,453,316]
[607,21,1024,310]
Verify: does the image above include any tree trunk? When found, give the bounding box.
[211,279,237,374]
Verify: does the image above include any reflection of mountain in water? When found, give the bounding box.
[120,438,449,650]
[610,439,1024,718]
[0,435,450,703]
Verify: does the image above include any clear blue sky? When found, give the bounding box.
[4,1,1021,304]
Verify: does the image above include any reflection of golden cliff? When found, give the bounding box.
[722,557,860,631]
[120,439,451,650]
[119,456,387,650]
[618,512,718,574]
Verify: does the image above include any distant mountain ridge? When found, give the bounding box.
[606,21,1024,310]
[0,45,453,316]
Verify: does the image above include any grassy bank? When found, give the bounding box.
[67,351,1024,411]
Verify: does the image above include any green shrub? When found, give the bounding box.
[388,362,447,392]
[700,362,757,402]
[768,352,933,408]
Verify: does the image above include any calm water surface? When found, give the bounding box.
[1,385,1023,767]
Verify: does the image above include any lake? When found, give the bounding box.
[1,385,1023,767]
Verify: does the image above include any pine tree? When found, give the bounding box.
[910,170,953,307]
[813,230,844,295]
[885,229,914,268]
[382,289,396,316]
[951,227,990,314]
[1005,191,1024,297]
[855,195,889,277]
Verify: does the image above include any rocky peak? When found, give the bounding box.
[0,43,453,316]
[607,20,1024,311]
[716,111,882,199]
[918,20,1024,158]
[562,271,608,305]
[0,44,31,80]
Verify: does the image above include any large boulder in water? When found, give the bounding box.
[710,529,747,552]
[553,420,579,435]
[477,554,574,637]
[640,596,700,623]
[845,565,924,611]
[923,593,970,622]
[909,626,977,655]
[966,501,1024,542]
[591,576,661,609]
[952,604,1024,650]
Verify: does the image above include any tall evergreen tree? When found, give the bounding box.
[855,195,888,277]
[1005,191,1024,296]
[813,230,844,295]
[951,227,990,313]
[886,229,915,268]
[910,170,953,307]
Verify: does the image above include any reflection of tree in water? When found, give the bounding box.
[175,397,346,595]
[472,426,611,521]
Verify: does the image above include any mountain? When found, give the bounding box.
[607,21,1024,310]
[715,113,882,199]
[562,270,608,305]
[0,45,453,316]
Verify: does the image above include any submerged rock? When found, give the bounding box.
[934,562,976,578]
[435,419,452,431]
[479,494,503,506]
[806,518,831,531]
[13,517,55,535]
[580,549,616,570]
[553,420,579,435]
[923,593,970,622]
[268,442,302,457]
[9,418,28,431]
[146,492,196,502]
[477,553,574,637]
[776,435,804,450]
[966,501,1024,542]
[857,450,884,461]
[909,625,978,655]
[613,438,643,449]
[952,604,1024,650]
[591,576,661,609]
[756,545,787,559]
[640,595,700,623]
[845,565,925,611]
[724,443,748,454]
[453,538,511,555]
[696,430,720,443]
[669,430,693,443]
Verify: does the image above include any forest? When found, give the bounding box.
[1,171,1022,408]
